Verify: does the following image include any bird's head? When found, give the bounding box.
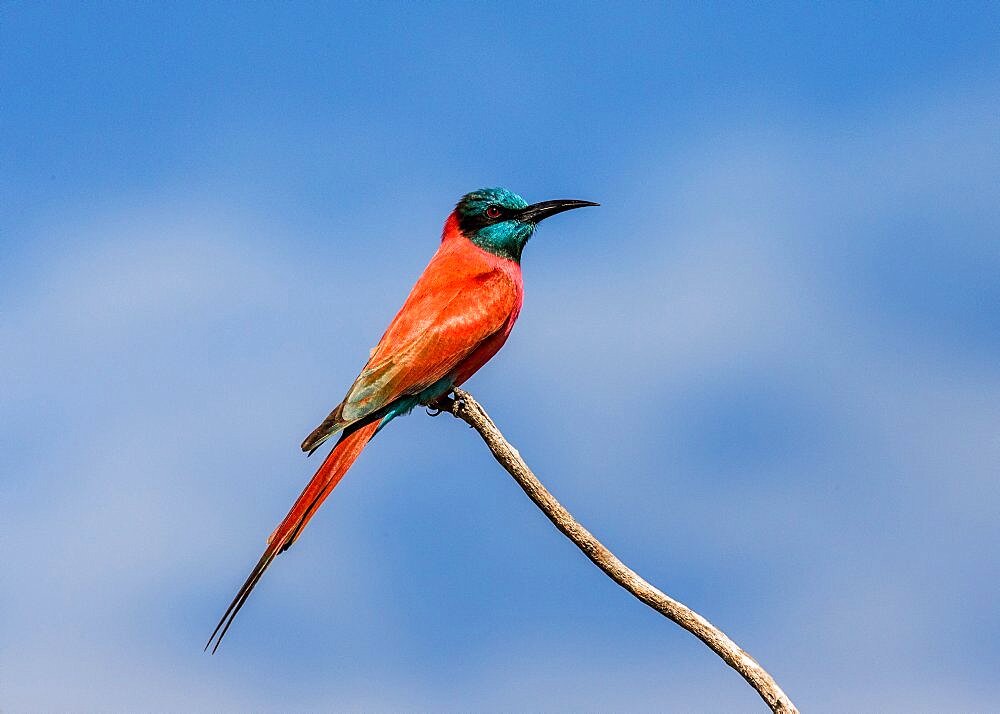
[454,187,598,262]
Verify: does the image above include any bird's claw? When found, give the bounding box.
[424,393,455,416]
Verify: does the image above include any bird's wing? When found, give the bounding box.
[301,255,518,453]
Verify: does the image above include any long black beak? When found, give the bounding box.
[516,199,599,224]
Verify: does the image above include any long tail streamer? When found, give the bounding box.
[206,419,380,653]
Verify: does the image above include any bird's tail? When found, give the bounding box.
[205,418,380,653]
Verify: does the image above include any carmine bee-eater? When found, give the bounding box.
[206,187,597,652]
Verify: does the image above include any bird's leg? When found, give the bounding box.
[424,393,455,416]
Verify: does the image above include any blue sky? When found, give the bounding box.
[3,2,999,711]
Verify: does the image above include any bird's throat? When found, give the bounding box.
[467,221,534,263]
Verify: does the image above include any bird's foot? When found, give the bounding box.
[424,393,456,416]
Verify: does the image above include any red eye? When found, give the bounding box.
[485,205,502,219]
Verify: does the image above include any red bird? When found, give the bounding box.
[207,187,597,652]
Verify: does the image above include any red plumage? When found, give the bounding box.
[207,211,523,652]
[208,189,596,652]
[304,212,523,448]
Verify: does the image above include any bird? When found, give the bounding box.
[206,187,598,652]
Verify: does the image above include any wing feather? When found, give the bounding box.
[341,268,515,420]
[301,252,518,453]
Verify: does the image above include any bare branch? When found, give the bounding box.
[442,388,798,714]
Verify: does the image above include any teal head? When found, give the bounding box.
[455,187,598,262]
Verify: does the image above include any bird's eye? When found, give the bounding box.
[485,205,502,219]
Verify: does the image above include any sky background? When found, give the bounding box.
[3,2,1000,711]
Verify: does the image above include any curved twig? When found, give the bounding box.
[442,388,798,714]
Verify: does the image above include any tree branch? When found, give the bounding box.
[440,388,798,714]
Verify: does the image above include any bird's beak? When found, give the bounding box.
[516,199,599,224]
